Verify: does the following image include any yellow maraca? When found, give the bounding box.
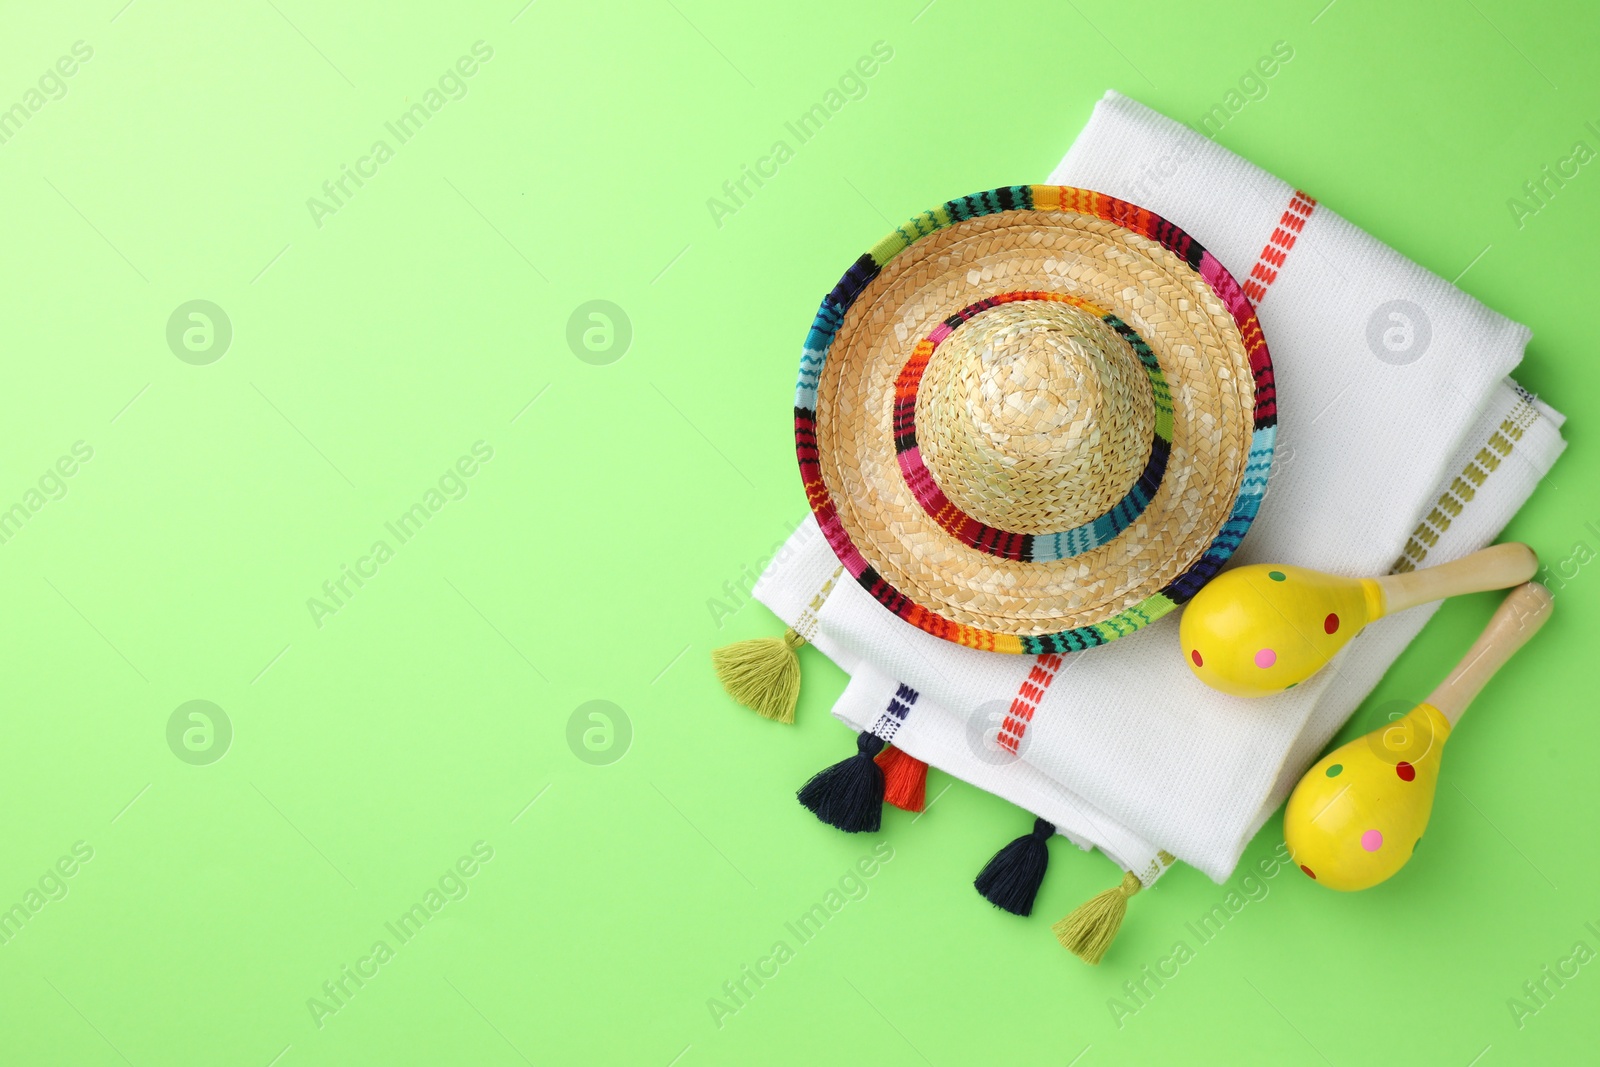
[1284,581,1552,891]
[1181,542,1537,697]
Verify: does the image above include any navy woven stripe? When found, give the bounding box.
[884,684,919,722]
[1138,437,1171,496]
[828,253,880,310]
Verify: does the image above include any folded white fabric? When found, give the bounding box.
[834,659,1170,881]
[750,520,1169,883]
[811,380,1563,880]
[753,91,1565,884]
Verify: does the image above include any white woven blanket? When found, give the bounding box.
[754,92,1566,883]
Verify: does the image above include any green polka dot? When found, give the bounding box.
[1268,570,1287,582]
[1286,682,1297,689]
[1325,764,1342,777]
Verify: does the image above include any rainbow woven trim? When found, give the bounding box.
[795,185,1277,655]
[892,290,1172,563]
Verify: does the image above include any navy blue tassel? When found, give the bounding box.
[797,731,885,833]
[974,816,1055,916]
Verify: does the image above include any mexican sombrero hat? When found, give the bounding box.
[796,186,1277,654]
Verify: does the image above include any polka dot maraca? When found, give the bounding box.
[1284,582,1552,891]
[1181,542,1538,697]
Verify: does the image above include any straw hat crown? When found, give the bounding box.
[916,299,1155,535]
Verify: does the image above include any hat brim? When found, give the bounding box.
[795,186,1276,654]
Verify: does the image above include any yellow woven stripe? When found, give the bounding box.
[1031,185,1064,211]
[1059,187,1099,216]
[869,230,912,266]
[869,206,957,267]
[1390,396,1538,573]
[960,628,996,653]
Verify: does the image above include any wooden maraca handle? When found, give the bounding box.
[1426,582,1553,725]
[1373,542,1538,616]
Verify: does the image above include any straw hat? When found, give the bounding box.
[796,186,1277,654]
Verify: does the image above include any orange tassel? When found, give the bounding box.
[875,745,928,812]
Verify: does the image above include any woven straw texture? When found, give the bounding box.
[912,295,1158,536]
[796,186,1276,653]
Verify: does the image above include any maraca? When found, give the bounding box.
[1283,581,1552,891]
[1181,542,1537,697]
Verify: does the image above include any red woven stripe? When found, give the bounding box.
[1241,189,1316,309]
[993,654,1066,754]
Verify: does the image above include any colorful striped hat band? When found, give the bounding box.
[796,186,1276,653]
[893,291,1173,563]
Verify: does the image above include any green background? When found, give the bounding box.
[1,0,1596,1063]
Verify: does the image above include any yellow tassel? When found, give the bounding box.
[711,628,805,724]
[1052,870,1143,964]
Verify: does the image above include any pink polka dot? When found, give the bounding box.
[1191,649,1203,667]
[1361,829,1383,852]
[1254,648,1277,669]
